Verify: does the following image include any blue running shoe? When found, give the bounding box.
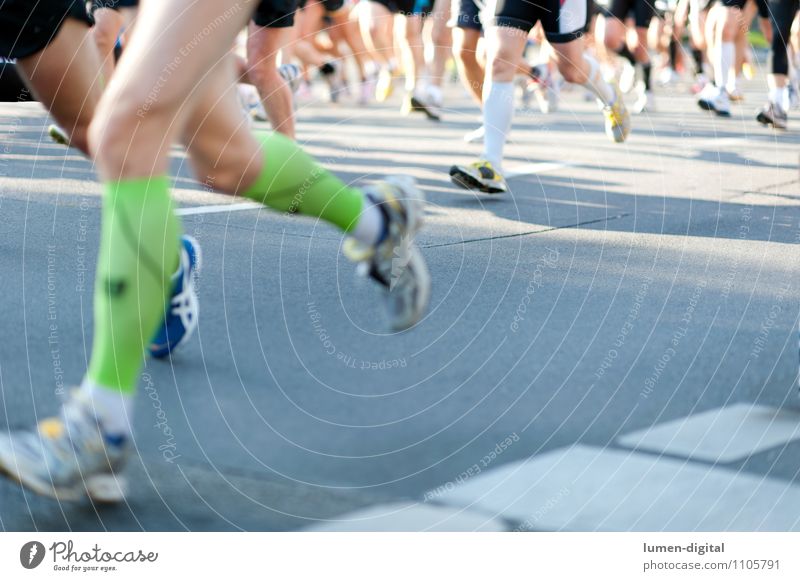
[149,235,202,359]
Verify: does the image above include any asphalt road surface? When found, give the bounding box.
[1,68,799,531]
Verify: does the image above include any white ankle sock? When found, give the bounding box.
[80,379,134,436]
[481,81,515,171]
[716,42,734,89]
[582,53,615,106]
[352,199,385,245]
[769,86,788,108]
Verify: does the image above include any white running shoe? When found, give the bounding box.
[0,390,130,502]
[697,86,731,117]
[343,177,430,331]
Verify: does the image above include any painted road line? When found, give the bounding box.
[306,503,507,532]
[505,161,573,179]
[617,404,800,463]
[433,445,800,531]
[176,202,262,216]
[693,137,749,149]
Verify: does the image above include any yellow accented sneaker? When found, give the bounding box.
[48,124,70,146]
[603,85,631,143]
[449,160,508,194]
[375,68,395,103]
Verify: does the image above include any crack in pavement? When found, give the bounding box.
[422,213,633,249]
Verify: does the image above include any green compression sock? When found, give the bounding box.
[87,177,180,394]
[243,131,364,232]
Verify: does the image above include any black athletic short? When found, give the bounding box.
[91,0,139,11]
[754,0,770,17]
[299,0,346,11]
[0,0,91,60]
[370,0,424,15]
[494,0,589,43]
[769,0,799,74]
[719,0,767,13]
[452,0,483,30]
[0,59,35,102]
[253,0,301,28]
[608,0,658,27]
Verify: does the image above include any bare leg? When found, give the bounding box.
[401,14,426,93]
[17,19,104,155]
[452,27,484,103]
[89,0,253,179]
[247,24,296,138]
[92,8,124,85]
[360,1,395,65]
[180,56,264,194]
[429,0,452,95]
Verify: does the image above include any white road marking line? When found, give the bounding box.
[306,503,507,532]
[693,137,748,149]
[617,404,800,463]
[433,445,800,531]
[176,202,262,216]
[505,161,573,178]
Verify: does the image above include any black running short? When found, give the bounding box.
[0,0,91,60]
[494,0,589,43]
[91,0,139,10]
[719,0,767,12]
[0,59,35,102]
[608,0,658,27]
[755,0,770,17]
[768,0,799,75]
[298,0,346,11]
[253,0,301,28]
[452,0,483,30]
[370,0,424,15]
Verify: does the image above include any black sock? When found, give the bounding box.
[616,45,637,66]
[668,38,677,69]
[529,64,546,80]
[691,49,704,76]
[642,62,652,91]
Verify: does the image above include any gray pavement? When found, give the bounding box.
[0,70,799,531]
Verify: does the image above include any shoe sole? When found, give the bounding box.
[0,451,125,502]
[409,97,441,122]
[756,111,787,130]
[0,462,127,503]
[448,166,506,194]
[698,99,731,117]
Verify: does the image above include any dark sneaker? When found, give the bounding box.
[449,160,508,194]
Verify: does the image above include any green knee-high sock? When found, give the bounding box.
[243,131,364,232]
[87,177,180,394]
